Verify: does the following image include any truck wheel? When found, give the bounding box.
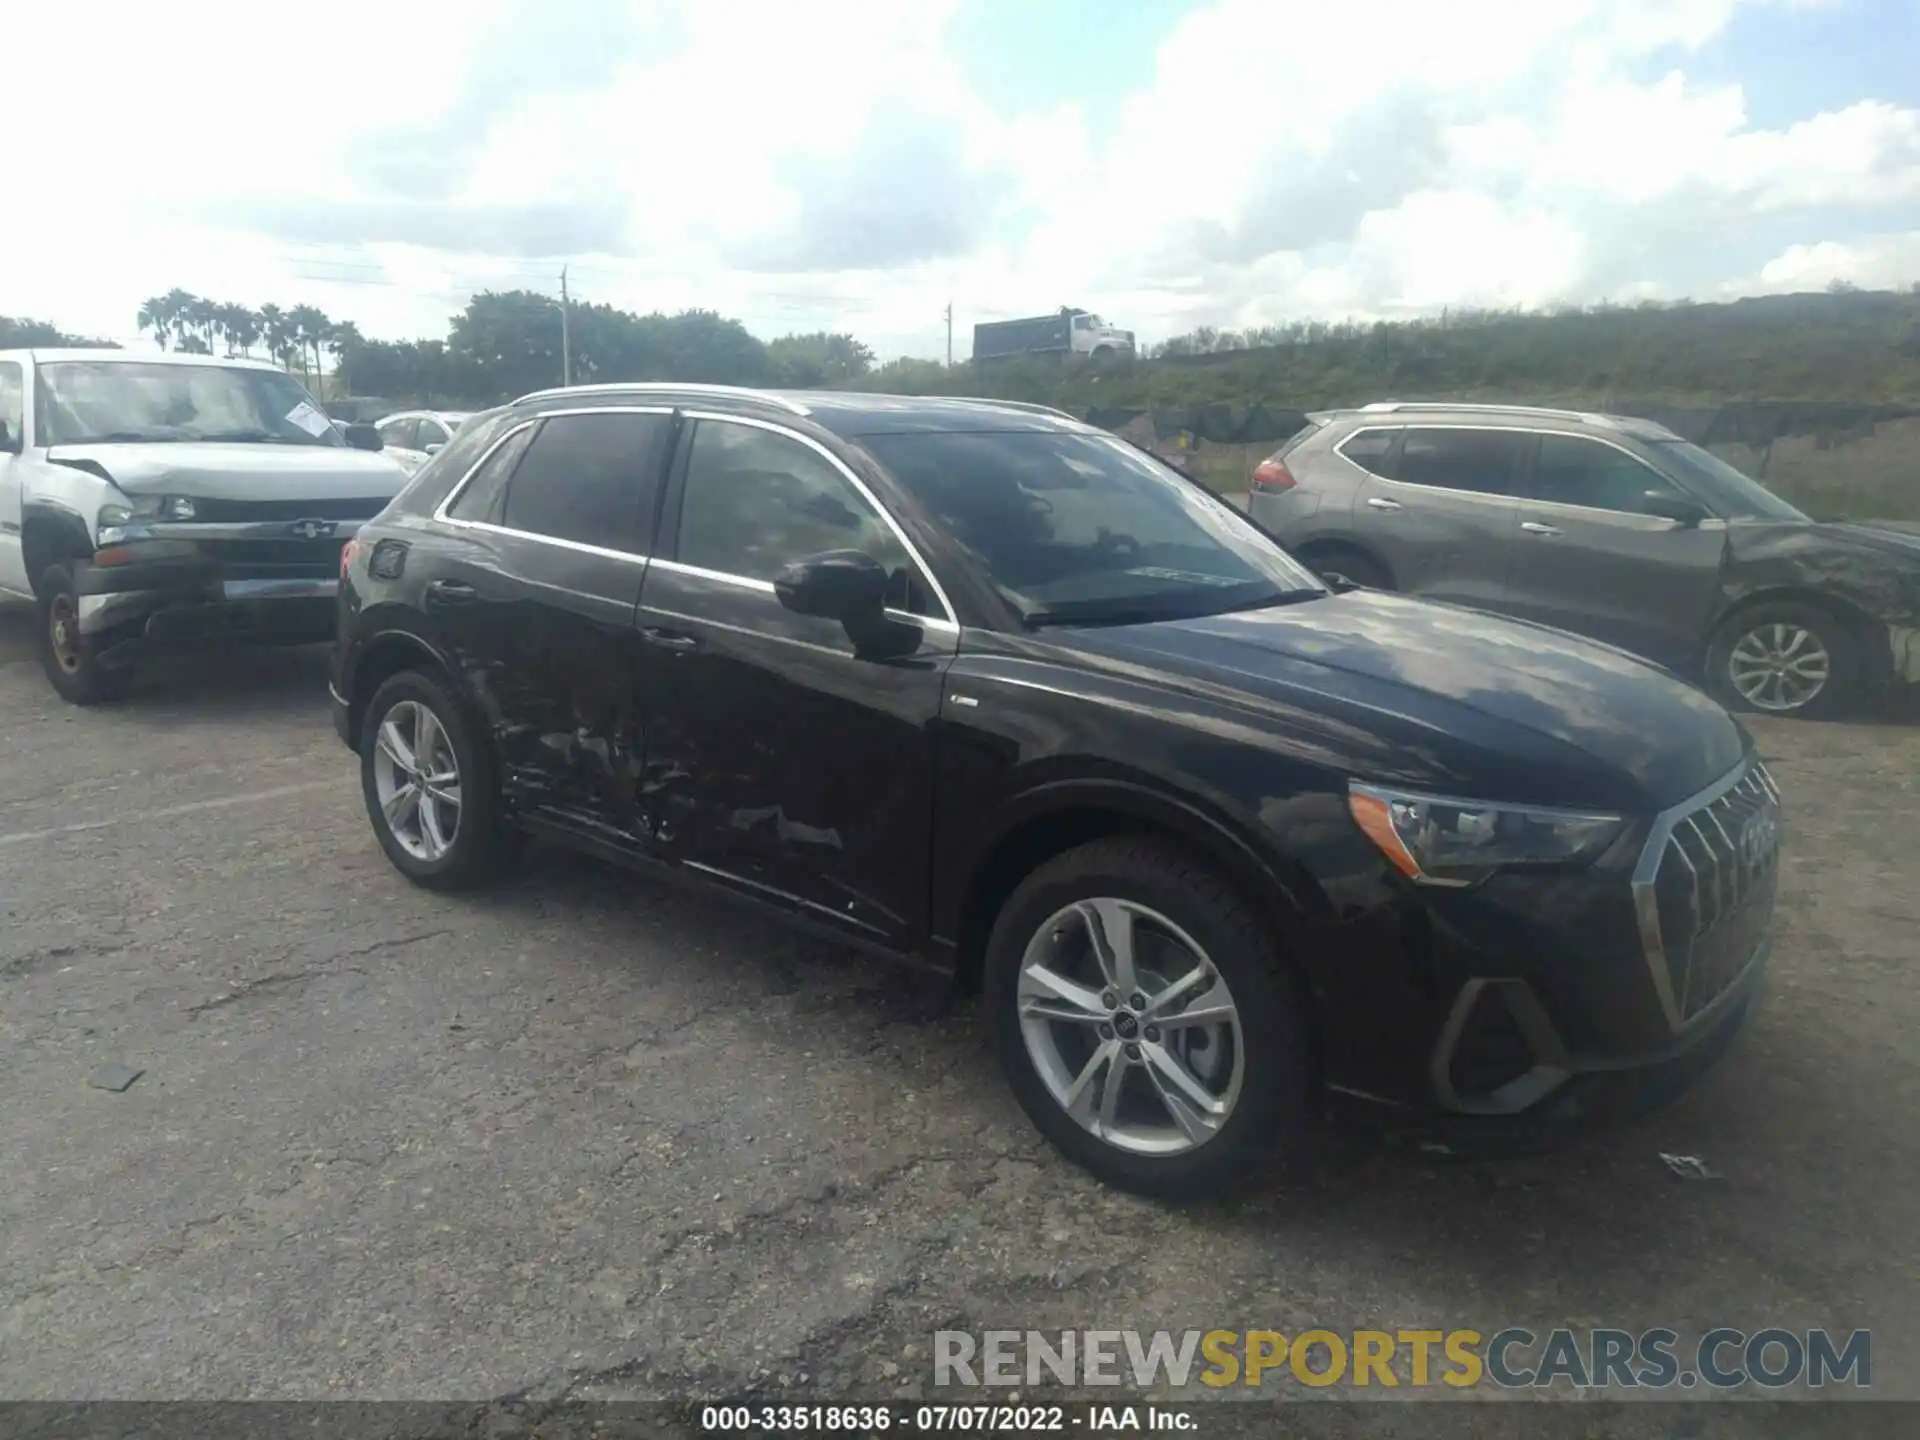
[359,669,514,891]
[36,564,132,706]
[984,836,1311,1198]
[1705,601,1860,719]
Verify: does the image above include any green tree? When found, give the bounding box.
[137,295,175,351]
[768,331,875,386]
[218,303,262,357]
[257,305,295,371]
[185,296,220,354]
[327,320,364,395]
[286,304,331,388]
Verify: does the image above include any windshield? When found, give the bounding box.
[37,362,344,447]
[859,428,1325,625]
[1650,440,1808,523]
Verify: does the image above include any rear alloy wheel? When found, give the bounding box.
[1707,603,1858,719]
[986,837,1309,1198]
[36,563,131,705]
[360,670,512,890]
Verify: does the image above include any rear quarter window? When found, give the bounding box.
[401,409,511,514]
[1333,427,1398,477]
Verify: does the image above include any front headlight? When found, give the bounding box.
[1346,783,1626,887]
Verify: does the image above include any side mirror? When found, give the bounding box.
[343,423,384,452]
[773,549,921,658]
[1642,491,1708,527]
[0,419,18,454]
[774,549,890,622]
[425,442,444,455]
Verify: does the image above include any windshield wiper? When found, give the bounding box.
[1215,587,1328,614]
[69,431,182,444]
[197,429,302,444]
[1021,586,1328,630]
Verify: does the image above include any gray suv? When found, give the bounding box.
[1247,401,1920,718]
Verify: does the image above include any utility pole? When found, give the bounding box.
[944,301,953,367]
[558,265,573,387]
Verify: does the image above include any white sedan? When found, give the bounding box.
[373,410,472,473]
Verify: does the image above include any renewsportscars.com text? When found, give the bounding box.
[933,1327,1871,1392]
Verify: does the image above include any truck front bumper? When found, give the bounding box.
[73,560,338,647]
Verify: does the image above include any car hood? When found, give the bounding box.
[48,441,410,501]
[1070,589,1746,810]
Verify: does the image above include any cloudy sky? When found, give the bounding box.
[6,0,1918,358]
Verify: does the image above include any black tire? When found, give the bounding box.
[1704,601,1860,719]
[358,668,514,891]
[1300,544,1392,591]
[984,836,1312,1199]
[35,563,133,706]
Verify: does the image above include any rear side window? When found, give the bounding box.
[1335,427,1397,476]
[1392,428,1529,496]
[497,412,672,553]
[446,423,538,523]
[379,417,418,450]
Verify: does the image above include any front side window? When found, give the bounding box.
[418,419,450,449]
[36,362,344,447]
[0,362,22,443]
[1531,434,1689,516]
[859,428,1324,626]
[1392,428,1529,495]
[1649,440,1807,523]
[675,419,927,610]
[497,412,670,552]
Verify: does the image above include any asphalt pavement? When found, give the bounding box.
[2,598,1916,1437]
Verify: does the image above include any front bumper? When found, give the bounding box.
[1315,756,1782,1153]
[74,560,339,645]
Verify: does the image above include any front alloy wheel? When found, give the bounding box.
[1726,622,1831,713]
[1017,899,1245,1155]
[987,837,1310,1198]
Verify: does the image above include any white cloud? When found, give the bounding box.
[2,0,1917,360]
[1744,231,1920,291]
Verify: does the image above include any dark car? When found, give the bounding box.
[331,384,1781,1196]
[1246,401,1920,718]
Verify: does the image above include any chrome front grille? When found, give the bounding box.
[1632,760,1782,1029]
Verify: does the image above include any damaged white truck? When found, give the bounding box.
[0,349,410,703]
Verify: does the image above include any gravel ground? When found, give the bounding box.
[2,598,1916,1437]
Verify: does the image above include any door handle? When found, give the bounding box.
[423,579,477,608]
[1365,497,1403,511]
[1520,521,1561,537]
[640,627,702,653]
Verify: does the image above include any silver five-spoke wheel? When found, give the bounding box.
[1017,897,1244,1156]
[1727,622,1831,713]
[372,700,463,862]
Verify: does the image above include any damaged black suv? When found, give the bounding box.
[332,384,1781,1196]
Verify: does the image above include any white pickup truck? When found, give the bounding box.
[0,348,411,703]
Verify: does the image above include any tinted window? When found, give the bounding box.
[1531,434,1688,516]
[1393,428,1527,495]
[380,417,418,450]
[418,419,450,449]
[1650,440,1806,522]
[860,429,1324,625]
[0,362,21,442]
[498,412,670,552]
[675,419,927,609]
[1337,427,1397,476]
[446,423,538,523]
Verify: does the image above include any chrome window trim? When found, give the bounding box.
[676,409,959,629]
[1338,421,1720,519]
[647,557,959,634]
[1329,426,1400,475]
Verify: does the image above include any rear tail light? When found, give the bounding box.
[1250,457,1297,493]
[340,536,360,578]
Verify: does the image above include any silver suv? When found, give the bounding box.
[1247,401,1920,718]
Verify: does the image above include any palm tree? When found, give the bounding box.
[287,305,330,389]
[327,321,364,397]
[218,303,261,357]
[137,295,174,350]
[160,287,197,350]
[185,297,221,356]
[258,305,294,371]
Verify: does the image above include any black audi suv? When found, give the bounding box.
[331,383,1781,1196]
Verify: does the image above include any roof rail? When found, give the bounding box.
[512,381,810,415]
[1358,400,1603,424]
[973,398,1083,422]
